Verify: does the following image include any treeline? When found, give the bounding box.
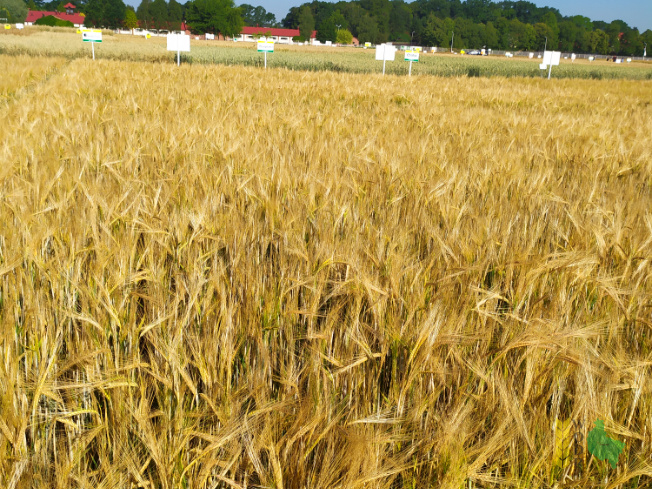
[282,0,652,55]
[14,0,244,35]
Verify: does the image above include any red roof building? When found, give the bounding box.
[237,26,317,43]
[25,4,85,27]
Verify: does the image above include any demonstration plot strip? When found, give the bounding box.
[0,55,68,105]
[0,58,652,488]
[1,30,652,79]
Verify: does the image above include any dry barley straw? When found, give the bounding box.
[0,53,651,488]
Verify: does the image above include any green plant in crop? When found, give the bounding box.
[587,420,624,469]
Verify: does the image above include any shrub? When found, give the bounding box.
[336,28,353,45]
[34,15,74,27]
[467,66,481,77]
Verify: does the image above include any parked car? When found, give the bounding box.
[468,50,481,55]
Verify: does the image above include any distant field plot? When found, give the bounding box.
[1,55,652,488]
[0,54,66,101]
[2,28,652,79]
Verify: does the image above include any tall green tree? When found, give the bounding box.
[540,10,558,47]
[185,0,243,36]
[421,12,446,47]
[0,0,28,22]
[337,2,364,38]
[148,0,166,29]
[463,0,493,24]
[483,21,498,48]
[297,5,314,41]
[389,0,411,41]
[316,15,336,42]
[124,6,138,32]
[136,0,153,29]
[281,5,300,28]
[239,3,276,27]
[357,11,382,43]
[84,0,126,28]
[534,22,554,50]
[167,0,182,29]
[360,0,390,41]
[493,16,510,49]
[507,18,535,50]
[587,28,609,54]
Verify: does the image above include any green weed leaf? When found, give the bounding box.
[587,419,624,469]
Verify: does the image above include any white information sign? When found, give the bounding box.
[167,33,190,52]
[15,23,24,29]
[375,44,395,61]
[542,50,561,66]
[541,50,561,79]
[81,30,102,60]
[375,44,396,75]
[205,33,214,40]
[257,40,274,68]
[82,31,102,42]
[257,41,274,52]
[404,51,419,62]
[167,33,190,66]
[404,50,418,76]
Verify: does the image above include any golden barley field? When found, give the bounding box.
[1,53,652,489]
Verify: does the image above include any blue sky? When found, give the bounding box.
[533,0,652,32]
[227,0,652,32]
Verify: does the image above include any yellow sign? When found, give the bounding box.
[146,34,151,39]
[76,30,81,34]
[4,24,10,30]
[364,42,371,47]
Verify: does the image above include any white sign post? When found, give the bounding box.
[404,50,419,76]
[541,50,561,79]
[375,44,396,75]
[81,30,102,60]
[167,33,190,66]
[257,40,274,68]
